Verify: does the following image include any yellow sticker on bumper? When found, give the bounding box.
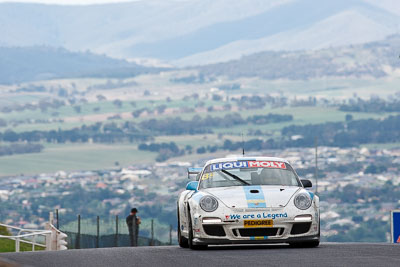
[244,219,273,228]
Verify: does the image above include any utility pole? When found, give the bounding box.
[169,225,172,245]
[96,216,100,248]
[115,215,118,247]
[315,136,318,195]
[150,219,154,246]
[76,214,81,249]
[241,133,245,156]
[56,209,59,229]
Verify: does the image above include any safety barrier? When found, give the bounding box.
[0,217,68,252]
[0,223,51,252]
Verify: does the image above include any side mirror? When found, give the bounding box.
[301,179,312,188]
[186,181,198,191]
[187,167,202,180]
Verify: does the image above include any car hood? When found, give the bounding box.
[202,185,301,208]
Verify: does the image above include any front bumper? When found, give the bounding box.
[191,212,319,245]
[193,234,320,245]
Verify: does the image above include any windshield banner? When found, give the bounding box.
[210,161,286,171]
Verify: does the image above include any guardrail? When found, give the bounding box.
[0,223,51,252]
[0,221,68,252]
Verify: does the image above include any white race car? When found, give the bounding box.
[177,157,320,249]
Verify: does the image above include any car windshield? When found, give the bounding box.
[198,160,301,189]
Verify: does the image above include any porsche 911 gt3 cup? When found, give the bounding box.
[177,157,320,249]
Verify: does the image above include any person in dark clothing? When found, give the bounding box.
[126,208,141,246]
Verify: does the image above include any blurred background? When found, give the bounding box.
[0,0,399,246]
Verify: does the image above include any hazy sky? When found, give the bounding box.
[0,0,141,5]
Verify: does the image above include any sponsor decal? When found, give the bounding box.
[243,186,267,208]
[250,236,268,240]
[248,161,286,169]
[247,199,266,204]
[397,235,400,243]
[225,213,288,220]
[262,212,288,219]
[226,214,241,220]
[211,161,248,171]
[244,219,273,228]
[210,161,286,171]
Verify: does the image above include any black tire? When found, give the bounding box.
[289,215,320,248]
[188,209,207,250]
[177,207,189,248]
[318,215,321,238]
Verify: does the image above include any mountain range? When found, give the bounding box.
[196,34,400,80]
[0,46,155,84]
[1,0,399,66]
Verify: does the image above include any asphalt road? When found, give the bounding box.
[1,243,400,267]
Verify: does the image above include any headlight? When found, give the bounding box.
[294,193,312,210]
[200,196,218,212]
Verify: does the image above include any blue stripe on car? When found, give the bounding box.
[191,192,204,202]
[243,186,267,208]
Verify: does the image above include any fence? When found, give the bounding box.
[0,223,50,252]
[0,220,68,252]
[55,211,176,249]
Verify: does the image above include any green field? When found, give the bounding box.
[214,106,394,135]
[0,104,396,177]
[2,73,398,135]
[4,98,219,132]
[0,144,157,177]
[1,73,399,177]
[0,226,45,253]
[241,76,400,99]
[0,238,45,253]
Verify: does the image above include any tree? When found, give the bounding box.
[3,130,19,142]
[156,105,167,114]
[113,99,123,108]
[0,119,7,127]
[197,147,206,154]
[365,164,387,174]
[212,94,222,101]
[96,95,106,101]
[345,114,353,122]
[73,106,81,113]
[185,145,193,154]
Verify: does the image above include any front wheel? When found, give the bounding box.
[188,209,207,250]
[177,207,188,248]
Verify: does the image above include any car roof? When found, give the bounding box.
[204,156,290,166]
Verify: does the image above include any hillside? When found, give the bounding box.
[196,35,400,80]
[0,0,283,60]
[0,0,399,64]
[0,46,156,84]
